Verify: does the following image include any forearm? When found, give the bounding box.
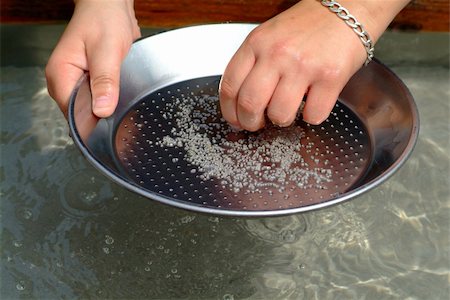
[74,0,136,20]
[74,0,134,4]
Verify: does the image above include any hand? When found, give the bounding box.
[219,0,407,131]
[46,0,141,118]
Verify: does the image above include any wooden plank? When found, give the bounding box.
[1,0,449,32]
[133,0,298,26]
[0,0,74,23]
[389,0,449,31]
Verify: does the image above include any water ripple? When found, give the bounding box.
[59,170,117,219]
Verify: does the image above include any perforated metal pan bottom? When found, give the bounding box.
[69,24,419,217]
[115,75,371,211]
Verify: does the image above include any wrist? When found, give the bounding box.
[316,0,410,66]
[328,0,410,43]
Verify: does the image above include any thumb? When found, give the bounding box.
[87,39,128,118]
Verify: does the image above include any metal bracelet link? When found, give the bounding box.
[320,0,374,66]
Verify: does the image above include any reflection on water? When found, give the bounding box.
[1,67,449,299]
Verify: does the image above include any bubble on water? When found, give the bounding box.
[22,209,32,220]
[81,191,97,203]
[171,268,178,274]
[102,247,110,254]
[223,294,234,300]
[105,235,114,245]
[180,215,196,224]
[16,282,25,291]
[144,266,151,272]
[280,229,296,243]
[13,241,22,248]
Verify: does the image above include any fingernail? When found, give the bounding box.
[229,124,243,131]
[272,121,290,128]
[93,95,110,109]
[243,115,261,131]
[303,115,327,125]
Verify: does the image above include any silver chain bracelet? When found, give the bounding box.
[320,0,374,66]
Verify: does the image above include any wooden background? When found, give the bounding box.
[1,0,449,31]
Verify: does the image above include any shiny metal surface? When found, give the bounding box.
[68,23,419,216]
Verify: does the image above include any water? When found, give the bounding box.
[1,65,449,299]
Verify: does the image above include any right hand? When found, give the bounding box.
[219,0,410,131]
[45,0,141,118]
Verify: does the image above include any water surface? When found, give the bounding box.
[1,64,449,299]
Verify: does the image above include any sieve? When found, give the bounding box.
[68,24,419,217]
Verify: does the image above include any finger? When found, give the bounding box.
[302,82,343,125]
[45,47,86,118]
[236,62,280,131]
[87,37,128,118]
[266,75,308,127]
[219,43,255,129]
